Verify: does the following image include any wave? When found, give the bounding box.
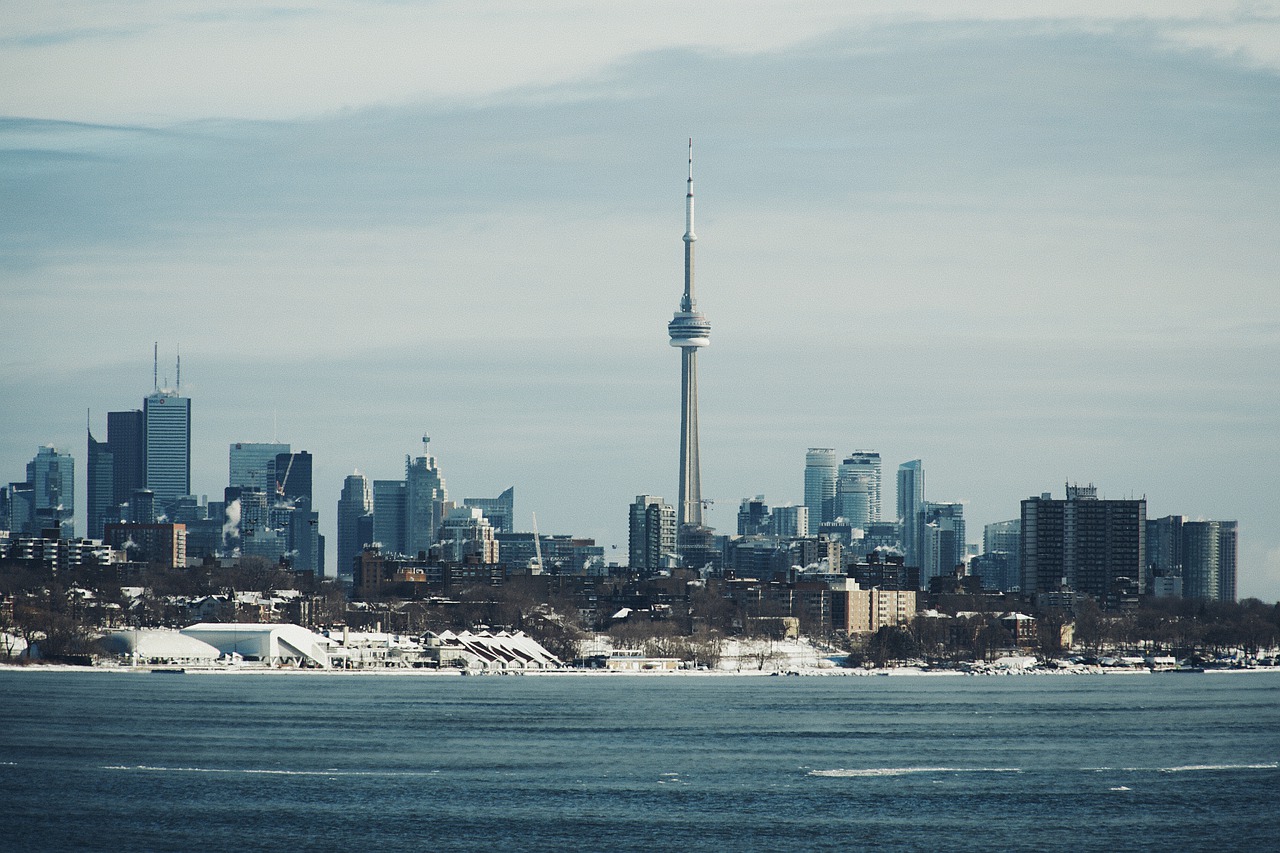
[101,765,438,777]
[1158,763,1278,773]
[809,767,1021,778]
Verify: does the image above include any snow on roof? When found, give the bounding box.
[101,629,220,660]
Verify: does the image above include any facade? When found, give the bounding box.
[228,442,289,492]
[27,446,75,538]
[464,486,515,535]
[1021,485,1146,608]
[897,460,923,568]
[668,143,712,544]
[337,472,373,578]
[629,495,676,573]
[831,581,917,635]
[144,390,191,512]
[804,448,838,533]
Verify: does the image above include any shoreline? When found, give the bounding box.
[3,662,1278,678]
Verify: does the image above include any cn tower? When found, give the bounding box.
[668,139,711,531]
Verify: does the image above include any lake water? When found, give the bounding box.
[1,670,1276,852]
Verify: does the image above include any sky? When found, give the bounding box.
[2,1,1279,599]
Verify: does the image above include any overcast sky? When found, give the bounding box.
[2,2,1278,599]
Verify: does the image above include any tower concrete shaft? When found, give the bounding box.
[668,140,710,529]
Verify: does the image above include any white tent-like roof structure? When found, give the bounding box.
[180,623,332,668]
[100,629,221,663]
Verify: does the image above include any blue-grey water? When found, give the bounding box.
[1,670,1277,852]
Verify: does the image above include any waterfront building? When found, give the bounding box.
[629,495,676,573]
[27,446,74,538]
[897,460,923,568]
[337,472,373,578]
[1183,520,1238,602]
[144,389,191,513]
[1021,484,1145,608]
[804,448,838,532]
[668,142,713,560]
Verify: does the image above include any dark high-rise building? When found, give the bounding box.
[373,479,408,556]
[87,426,114,539]
[337,472,373,579]
[1022,484,1145,608]
[273,451,313,504]
[107,410,146,508]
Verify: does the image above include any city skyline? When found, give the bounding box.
[2,3,1278,599]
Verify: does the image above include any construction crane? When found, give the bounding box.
[531,512,544,575]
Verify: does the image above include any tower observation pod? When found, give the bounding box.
[669,139,711,533]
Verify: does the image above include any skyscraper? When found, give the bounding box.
[26,445,74,538]
[464,486,515,535]
[337,472,373,578]
[144,389,191,513]
[87,424,113,539]
[1021,484,1145,607]
[229,442,290,493]
[840,451,882,523]
[897,460,923,567]
[668,141,712,541]
[107,409,146,509]
[804,448,838,534]
[919,501,965,586]
[406,440,448,556]
[629,495,676,573]
[1182,520,1238,603]
[372,479,407,555]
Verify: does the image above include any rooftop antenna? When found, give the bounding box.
[153,342,158,391]
[176,345,181,393]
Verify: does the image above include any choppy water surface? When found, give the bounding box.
[1,671,1276,852]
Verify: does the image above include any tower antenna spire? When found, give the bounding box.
[668,139,712,539]
[176,344,181,392]
[153,342,158,391]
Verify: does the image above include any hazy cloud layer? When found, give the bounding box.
[2,6,1278,597]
